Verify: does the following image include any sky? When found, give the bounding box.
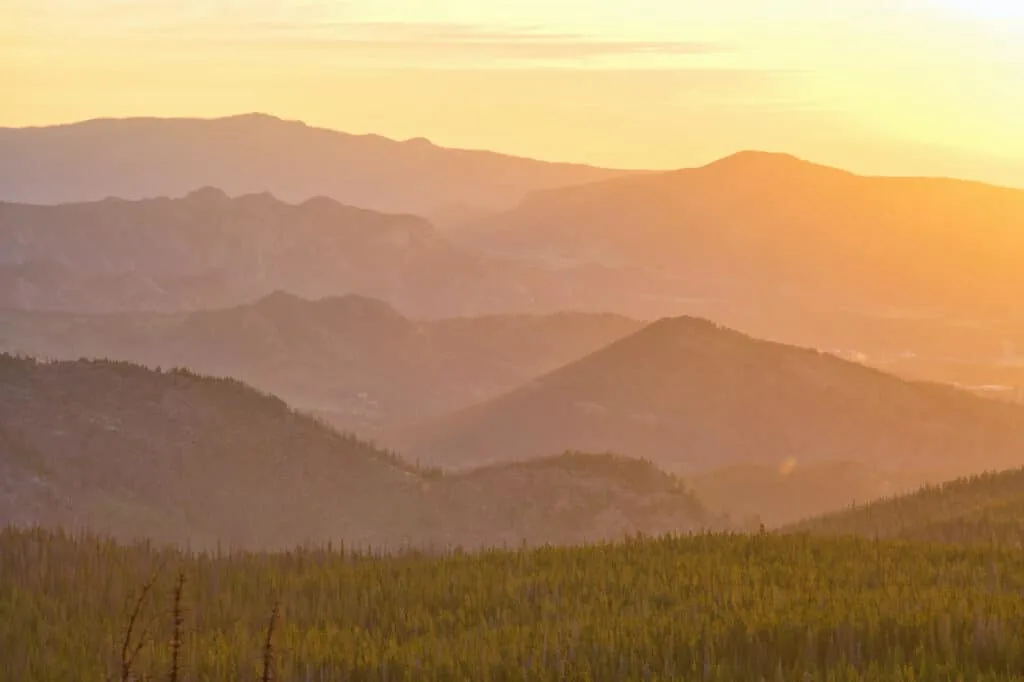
[3,0,1023,184]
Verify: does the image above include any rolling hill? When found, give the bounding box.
[789,467,1024,547]
[0,114,631,214]
[0,354,717,550]
[390,317,1024,483]
[458,151,1024,322]
[0,293,642,431]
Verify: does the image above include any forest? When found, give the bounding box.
[5,526,1024,681]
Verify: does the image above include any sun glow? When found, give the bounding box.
[932,0,1024,21]
[1,0,1022,183]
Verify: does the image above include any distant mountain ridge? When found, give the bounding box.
[0,354,719,550]
[458,150,1024,321]
[0,113,633,213]
[0,187,545,316]
[0,293,642,432]
[390,316,1024,480]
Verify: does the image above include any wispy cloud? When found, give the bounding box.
[5,2,725,65]
[259,23,725,62]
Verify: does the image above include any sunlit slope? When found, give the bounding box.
[393,317,1024,480]
[463,151,1024,320]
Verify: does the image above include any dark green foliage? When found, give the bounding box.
[790,468,1024,546]
[7,527,1024,680]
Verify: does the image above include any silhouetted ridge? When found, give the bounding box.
[634,315,730,338]
[0,114,631,212]
[0,188,500,316]
[695,150,854,179]
[404,137,435,147]
[236,190,279,206]
[185,186,229,203]
[251,291,409,326]
[223,112,294,125]
[296,194,419,222]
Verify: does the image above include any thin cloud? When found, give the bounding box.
[190,23,723,66]
[11,4,727,64]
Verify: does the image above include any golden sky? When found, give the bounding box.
[3,0,1022,184]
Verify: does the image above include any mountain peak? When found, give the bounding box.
[184,186,229,203]
[251,291,408,325]
[252,289,304,309]
[631,316,732,344]
[698,150,851,178]
[220,112,305,127]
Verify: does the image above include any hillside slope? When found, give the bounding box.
[0,355,715,550]
[392,317,1024,480]
[0,294,642,431]
[790,468,1024,546]
[0,114,631,214]
[461,151,1024,321]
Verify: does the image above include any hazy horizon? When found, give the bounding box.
[4,1,1024,187]
[6,113,1024,194]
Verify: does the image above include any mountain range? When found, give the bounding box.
[3,114,1023,547]
[0,114,631,214]
[0,293,641,432]
[0,186,725,320]
[0,187,546,316]
[3,121,1021,381]
[0,355,720,550]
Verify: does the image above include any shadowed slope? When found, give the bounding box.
[0,294,642,431]
[0,355,716,550]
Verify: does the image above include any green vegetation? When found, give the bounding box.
[6,527,1024,681]
[0,355,716,551]
[687,461,942,528]
[790,467,1024,546]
